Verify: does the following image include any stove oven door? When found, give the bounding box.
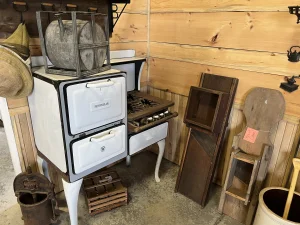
[66,76,126,135]
[71,124,126,174]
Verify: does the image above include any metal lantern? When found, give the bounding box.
[36,11,111,77]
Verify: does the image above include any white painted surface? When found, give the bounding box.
[37,156,51,181]
[0,98,22,175]
[155,139,165,183]
[129,122,168,155]
[254,187,299,225]
[62,178,83,225]
[112,63,135,92]
[67,77,126,135]
[31,56,53,67]
[72,125,126,174]
[110,50,135,59]
[28,78,67,172]
[33,67,121,81]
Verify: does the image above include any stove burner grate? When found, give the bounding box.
[127,94,159,114]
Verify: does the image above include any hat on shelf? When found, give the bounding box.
[0,23,33,99]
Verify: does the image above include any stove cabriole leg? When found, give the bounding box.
[62,178,83,225]
[155,139,165,183]
[37,156,51,181]
[126,155,131,166]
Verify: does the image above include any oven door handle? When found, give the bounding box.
[86,80,114,88]
[90,131,116,143]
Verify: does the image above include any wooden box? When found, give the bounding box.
[184,87,229,134]
[83,170,128,216]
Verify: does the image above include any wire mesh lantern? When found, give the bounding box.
[36,11,111,77]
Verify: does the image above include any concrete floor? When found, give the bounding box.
[0,151,242,225]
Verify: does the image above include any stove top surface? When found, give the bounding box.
[127,93,160,114]
[127,91,174,122]
[127,91,178,134]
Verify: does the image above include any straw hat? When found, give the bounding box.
[0,24,33,98]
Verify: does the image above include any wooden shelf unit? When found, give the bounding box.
[185,87,229,134]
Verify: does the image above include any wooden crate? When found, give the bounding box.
[83,170,128,216]
[184,87,229,134]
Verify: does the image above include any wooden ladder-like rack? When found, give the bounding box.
[219,150,260,207]
[218,145,273,225]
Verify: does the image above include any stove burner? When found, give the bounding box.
[127,93,159,114]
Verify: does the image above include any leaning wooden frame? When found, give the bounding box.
[36,11,111,77]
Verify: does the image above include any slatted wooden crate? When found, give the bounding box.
[83,170,128,216]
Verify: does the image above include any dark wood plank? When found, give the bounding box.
[0,0,108,38]
[177,130,212,205]
[176,73,238,207]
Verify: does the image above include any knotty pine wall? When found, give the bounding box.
[110,0,149,88]
[148,1,300,188]
[112,0,300,189]
[3,0,300,190]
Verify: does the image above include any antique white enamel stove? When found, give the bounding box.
[28,50,176,225]
[29,67,127,225]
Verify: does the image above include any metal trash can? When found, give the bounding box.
[14,167,59,225]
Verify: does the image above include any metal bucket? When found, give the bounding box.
[18,192,55,225]
[254,187,300,225]
[14,167,59,225]
[45,19,107,70]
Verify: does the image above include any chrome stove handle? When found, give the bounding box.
[86,79,114,88]
[90,131,116,143]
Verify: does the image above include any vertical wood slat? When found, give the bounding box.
[10,111,38,172]
[147,87,189,165]
[285,125,300,189]
[11,115,26,172]
[218,109,244,185]
[265,120,287,186]
[270,123,297,187]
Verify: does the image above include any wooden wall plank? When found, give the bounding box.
[7,98,28,109]
[270,122,297,187]
[150,12,300,53]
[147,87,188,165]
[18,113,38,172]
[217,109,244,185]
[110,41,147,57]
[148,57,201,95]
[149,57,300,117]
[284,126,300,187]
[264,121,287,186]
[11,115,26,172]
[150,0,299,12]
[119,0,147,14]
[111,13,148,43]
[0,0,108,38]
[150,42,299,77]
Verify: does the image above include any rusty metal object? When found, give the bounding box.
[14,167,59,225]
